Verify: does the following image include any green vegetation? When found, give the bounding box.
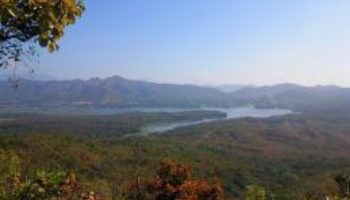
[0,0,84,68]
[0,110,349,199]
[0,110,226,136]
[0,145,225,200]
[243,185,266,200]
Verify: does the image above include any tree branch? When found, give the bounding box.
[0,34,18,42]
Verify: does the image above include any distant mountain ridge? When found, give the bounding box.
[230,83,350,112]
[214,84,251,93]
[0,76,350,112]
[0,76,228,108]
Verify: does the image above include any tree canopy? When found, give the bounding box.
[126,159,224,200]
[0,0,84,68]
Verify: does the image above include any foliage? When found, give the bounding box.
[1,112,350,199]
[0,170,109,200]
[3,171,75,200]
[0,151,84,199]
[0,111,226,137]
[335,174,350,199]
[126,159,223,200]
[0,0,84,68]
[243,185,266,200]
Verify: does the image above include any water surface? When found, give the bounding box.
[142,106,293,133]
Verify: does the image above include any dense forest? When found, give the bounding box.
[0,110,350,199]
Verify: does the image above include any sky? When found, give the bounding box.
[35,0,350,86]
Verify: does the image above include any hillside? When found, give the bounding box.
[0,111,350,199]
[163,112,350,158]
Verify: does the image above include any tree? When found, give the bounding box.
[335,174,350,198]
[1,170,106,200]
[0,0,84,69]
[243,185,266,200]
[126,159,224,200]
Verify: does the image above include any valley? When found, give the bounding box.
[0,77,350,199]
[0,103,349,199]
[1,1,348,199]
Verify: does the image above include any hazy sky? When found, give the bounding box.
[37,0,350,86]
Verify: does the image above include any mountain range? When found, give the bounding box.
[0,76,226,108]
[1,76,350,112]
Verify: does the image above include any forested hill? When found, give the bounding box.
[1,76,350,111]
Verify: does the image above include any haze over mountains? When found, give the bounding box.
[0,75,350,112]
[214,84,250,93]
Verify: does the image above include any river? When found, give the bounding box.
[141,106,293,133]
